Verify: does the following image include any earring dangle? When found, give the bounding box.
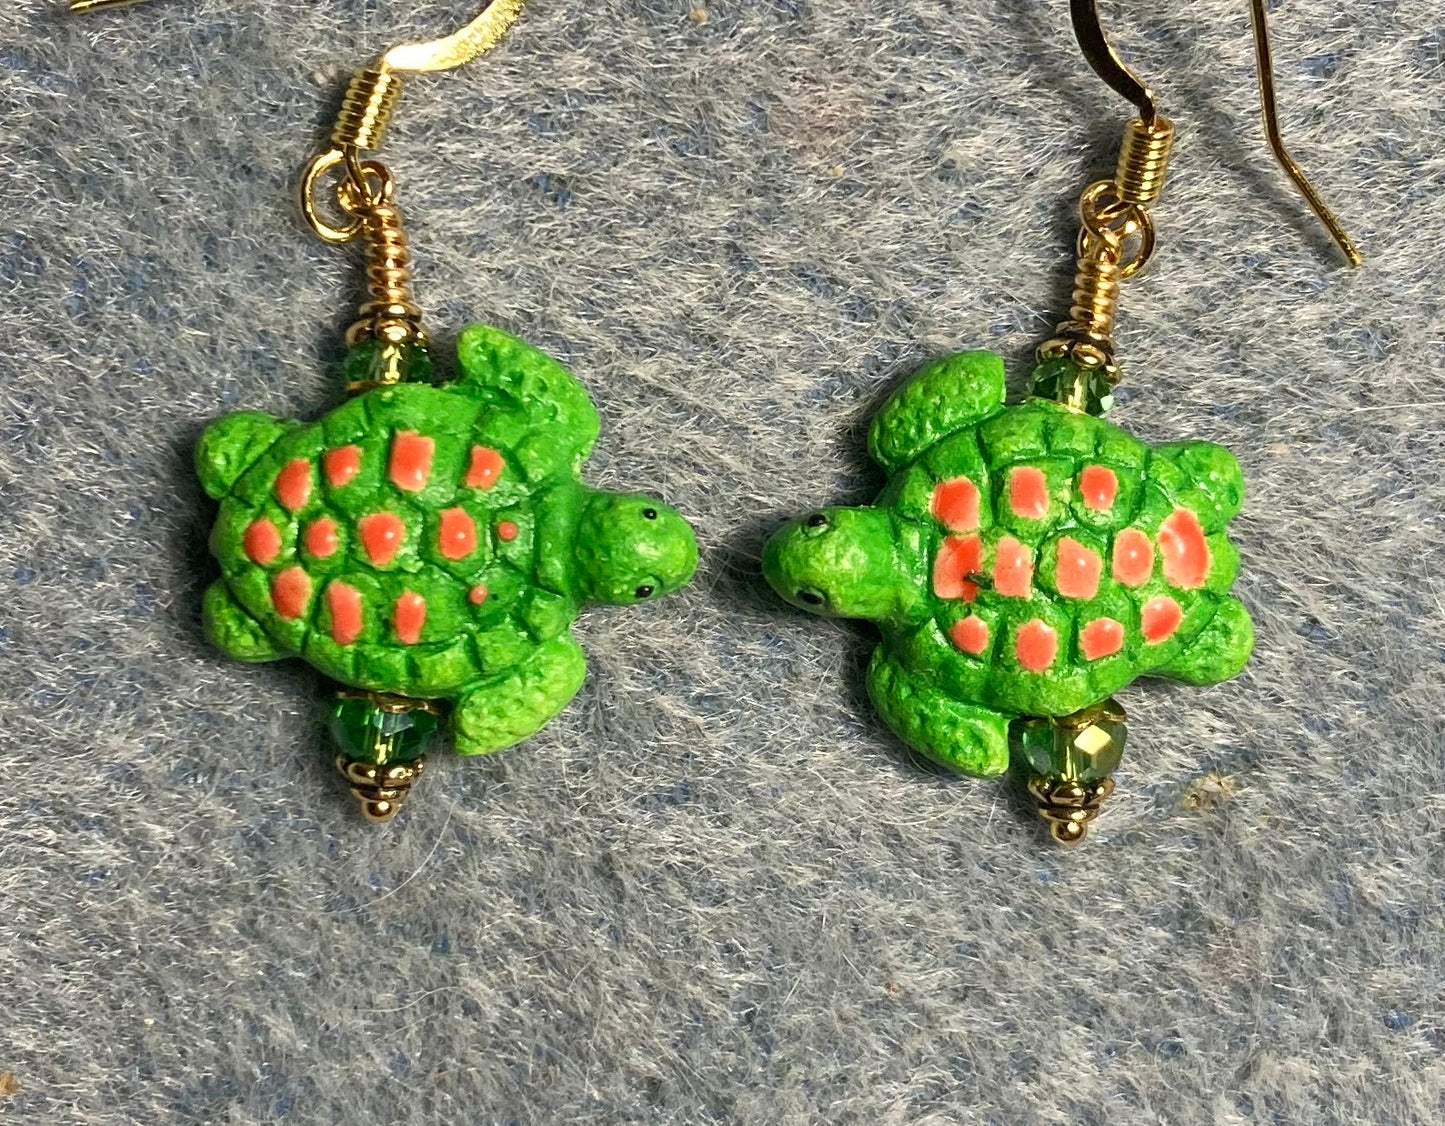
[763,1,1359,843]
[75,1,699,821]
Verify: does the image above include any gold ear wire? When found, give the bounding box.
[69,0,155,10]
[1070,0,1361,266]
[1246,0,1362,266]
[69,0,528,350]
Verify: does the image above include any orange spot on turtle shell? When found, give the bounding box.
[931,477,980,532]
[1112,528,1154,587]
[468,584,489,606]
[1055,537,1102,600]
[1079,464,1118,511]
[1080,617,1124,660]
[932,535,983,601]
[1158,508,1211,589]
[949,615,990,656]
[496,520,520,543]
[388,431,434,493]
[358,512,405,566]
[1015,618,1058,672]
[270,566,311,620]
[327,581,363,645]
[323,445,361,488]
[243,518,282,565]
[993,536,1033,598]
[304,517,339,559]
[394,590,426,645]
[1141,596,1183,643]
[465,445,504,489]
[1007,467,1050,520]
[438,507,478,560]
[274,458,312,512]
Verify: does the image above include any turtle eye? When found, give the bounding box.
[805,512,830,529]
[635,584,655,599]
[796,588,825,607]
[642,508,658,520]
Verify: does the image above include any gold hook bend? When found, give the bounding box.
[68,0,155,10]
[1070,0,1158,124]
[1248,0,1361,266]
[383,0,525,73]
[69,0,524,71]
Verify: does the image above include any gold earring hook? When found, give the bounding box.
[1070,0,1361,266]
[72,0,528,243]
[71,0,524,70]
[1070,0,1159,125]
[382,0,524,73]
[68,0,151,10]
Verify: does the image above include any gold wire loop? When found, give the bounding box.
[1078,181,1156,278]
[338,161,398,215]
[301,149,365,244]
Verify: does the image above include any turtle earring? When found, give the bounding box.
[763,0,1359,842]
[73,0,698,820]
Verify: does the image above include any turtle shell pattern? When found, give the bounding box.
[208,380,583,700]
[877,389,1245,718]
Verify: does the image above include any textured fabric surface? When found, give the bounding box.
[2,1,1442,1122]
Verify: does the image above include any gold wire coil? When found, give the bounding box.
[1114,115,1174,206]
[337,166,426,348]
[1043,236,1125,374]
[1067,234,1124,338]
[331,66,405,155]
[1037,174,1161,380]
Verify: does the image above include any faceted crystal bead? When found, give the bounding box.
[329,695,438,766]
[1027,356,1115,417]
[1010,698,1126,783]
[343,339,434,388]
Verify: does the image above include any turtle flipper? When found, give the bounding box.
[451,634,588,756]
[196,411,291,500]
[453,324,600,479]
[867,646,1011,777]
[1156,597,1253,686]
[203,580,284,663]
[1151,440,1245,533]
[867,351,1007,474]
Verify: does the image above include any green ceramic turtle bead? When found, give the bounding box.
[763,350,1253,778]
[197,324,699,758]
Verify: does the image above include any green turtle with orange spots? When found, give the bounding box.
[763,351,1253,780]
[197,324,698,764]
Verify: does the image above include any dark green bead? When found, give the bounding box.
[1010,700,1126,783]
[1027,356,1114,416]
[343,339,434,388]
[329,696,438,766]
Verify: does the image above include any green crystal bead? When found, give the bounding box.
[1010,699,1126,783]
[329,695,439,766]
[343,338,434,388]
[1027,356,1115,416]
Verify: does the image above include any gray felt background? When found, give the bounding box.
[2,0,1442,1123]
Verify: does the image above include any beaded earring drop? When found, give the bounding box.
[74,1,699,820]
[763,0,1358,842]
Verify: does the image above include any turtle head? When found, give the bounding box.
[574,491,698,606]
[763,506,904,622]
